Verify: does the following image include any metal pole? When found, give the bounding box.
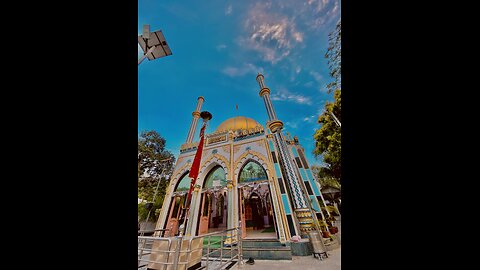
[138,45,156,65]
[141,157,172,236]
[173,235,183,270]
[237,226,243,267]
[328,111,341,127]
[180,117,210,236]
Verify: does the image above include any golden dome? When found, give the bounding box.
[216,116,263,132]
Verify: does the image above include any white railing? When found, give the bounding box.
[138,227,243,270]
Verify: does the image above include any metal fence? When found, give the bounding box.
[138,227,243,270]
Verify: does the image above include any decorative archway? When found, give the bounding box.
[164,171,191,236]
[236,157,277,238]
[197,165,229,235]
[238,160,268,184]
[233,150,270,184]
[197,154,230,186]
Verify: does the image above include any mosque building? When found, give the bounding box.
[154,74,332,242]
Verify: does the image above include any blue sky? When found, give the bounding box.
[138,0,340,167]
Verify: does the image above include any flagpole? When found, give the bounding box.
[179,111,212,237]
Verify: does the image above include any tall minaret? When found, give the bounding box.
[256,73,315,236]
[186,96,205,143]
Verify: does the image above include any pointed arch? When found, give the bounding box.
[238,160,268,184]
[174,171,191,192]
[202,165,227,189]
[196,154,230,188]
[233,150,270,184]
[167,162,192,194]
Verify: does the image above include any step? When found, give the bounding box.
[241,239,287,248]
[202,245,292,260]
[242,247,292,260]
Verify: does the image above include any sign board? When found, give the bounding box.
[138,30,172,60]
[142,24,150,39]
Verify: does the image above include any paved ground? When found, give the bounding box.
[238,246,341,270]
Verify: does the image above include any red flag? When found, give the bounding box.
[186,123,206,204]
[236,104,238,110]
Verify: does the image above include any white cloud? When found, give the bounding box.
[285,121,298,129]
[271,88,312,105]
[222,63,263,77]
[216,44,227,51]
[307,0,341,30]
[242,2,305,64]
[310,71,323,82]
[303,115,316,123]
[225,4,232,15]
[295,66,302,74]
[304,81,314,87]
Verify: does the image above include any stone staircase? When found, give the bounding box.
[241,239,292,260]
[202,238,292,260]
[201,236,340,260]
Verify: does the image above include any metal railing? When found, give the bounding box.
[138,229,172,237]
[138,227,243,270]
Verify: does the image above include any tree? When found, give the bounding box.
[314,19,341,182]
[138,130,175,221]
[311,165,341,189]
[325,20,341,94]
[314,90,341,180]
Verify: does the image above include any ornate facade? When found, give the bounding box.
[155,74,330,242]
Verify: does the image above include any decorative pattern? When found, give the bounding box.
[233,150,270,183]
[295,208,315,234]
[273,133,307,209]
[222,145,230,153]
[196,154,230,187]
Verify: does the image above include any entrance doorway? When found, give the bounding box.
[239,182,276,239]
[164,172,191,236]
[197,165,228,235]
[237,160,276,239]
[198,189,228,235]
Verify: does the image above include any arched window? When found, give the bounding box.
[239,161,267,183]
[175,172,191,192]
[203,166,227,189]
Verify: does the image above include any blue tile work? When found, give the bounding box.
[274,163,282,178]
[269,137,296,236]
[290,145,323,215]
[305,169,321,195]
[310,195,320,212]
[268,140,275,151]
[291,146,299,157]
[281,194,291,215]
[299,169,308,183]
[273,133,307,208]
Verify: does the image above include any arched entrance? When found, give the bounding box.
[164,172,190,236]
[197,165,228,235]
[238,160,276,239]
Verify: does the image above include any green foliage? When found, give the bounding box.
[325,20,341,94]
[312,165,341,189]
[313,20,341,183]
[138,130,175,211]
[138,176,169,203]
[313,89,341,180]
[138,200,163,222]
